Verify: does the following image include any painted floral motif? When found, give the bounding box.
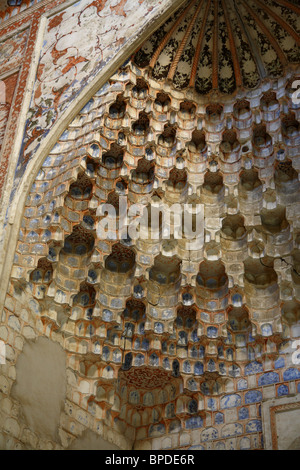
[241,7,284,78]
[218,1,235,94]
[248,0,300,64]
[134,0,299,96]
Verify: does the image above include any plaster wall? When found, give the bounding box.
[262,395,300,450]
[68,430,121,450]
[276,408,300,450]
[11,336,66,441]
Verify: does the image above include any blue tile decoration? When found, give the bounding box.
[201,427,219,442]
[245,361,263,375]
[194,362,204,375]
[218,346,224,358]
[228,440,236,451]
[215,412,224,425]
[277,384,289,396]
[258,371,279,386]
[165,404,175,419]
[191,329,199,342]
[199,346,205,358]
[163,358,170,369]
[283,368,300,381]
[221,423,243,438]
[102,346,110,361]
[232,293,242,305]
[238,407,249,420]
[154,322,163,333]
[187,379,198,391]
[245,390,262,404]
[238,379,248,390]
[246,420,262,433]
[150,353,159,366]
[207,398,217,411]
[261,323,273,336]
[220,394,241,409]
[188,399,198,414]
[207,326,218,338]
[191,346,198,358]
[229,364,240,377]
[135,354,145,366]
[226,348,234,360]
[200,382,210,395]
[149,423,166,437]
[274,357,285,369]
[169,420,181,433]
[186,416,203,429]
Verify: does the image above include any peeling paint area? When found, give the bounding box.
[13,0,172,182]
[0,28,29,76]
[0,0,43,24]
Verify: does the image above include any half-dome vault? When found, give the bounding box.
[134,0,300,96]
